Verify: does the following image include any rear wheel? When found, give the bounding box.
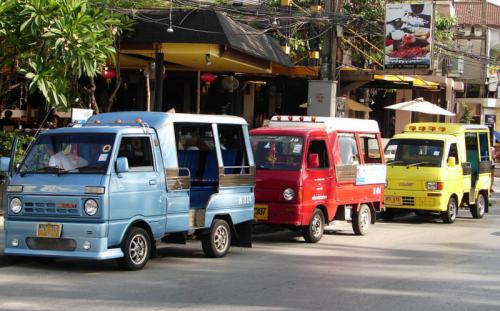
[118,227,151,270]
[441,197,458,224]
[352,204,371,235]
[202,219,231,258]
[470,192,486,219]
[302,208,325,243]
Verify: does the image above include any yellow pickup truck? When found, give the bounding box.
[383,123,492,223]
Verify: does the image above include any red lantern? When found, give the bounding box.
[200,72,217,85]
[101,67,117,85]
[1,66,16,77]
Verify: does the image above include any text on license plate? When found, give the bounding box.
[254,204,268,221]
[384,195,402,205]
[37,223,62,238]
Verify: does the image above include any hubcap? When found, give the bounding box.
[360,207,371,232]
[311,214,323,237]
[129,234,148,265]
[449,200,457,221]
[214,225,229,252]
[477,195,485,216]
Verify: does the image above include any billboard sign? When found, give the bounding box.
[385,3,433,70]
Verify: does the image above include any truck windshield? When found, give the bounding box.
[385,138,444,167]
[19,133,116,175]
[251,135,304,171]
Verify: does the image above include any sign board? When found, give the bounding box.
[384,3,433,70]
[71,108,94,124]
[356,164,386,185]
[335,97,346,117]
[307,80,337,117]
[485,114,496,124]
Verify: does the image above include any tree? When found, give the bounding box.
[460,104,473,124]
[0,0,128,112]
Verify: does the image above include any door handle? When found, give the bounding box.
[149,179,157,185]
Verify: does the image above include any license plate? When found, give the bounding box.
[37,223,62,238]
[254,204,268,221]
[384,195,402,205]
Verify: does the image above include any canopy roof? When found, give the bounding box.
[385,98,455,116]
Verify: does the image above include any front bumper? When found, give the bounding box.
[383,189,447,212]
[255,202,305,226]
[3,219,123,260]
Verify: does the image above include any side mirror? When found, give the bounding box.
[308,153,320,169]
[116,157,129,173]
[447,157,456,167]
[0,157,10,172]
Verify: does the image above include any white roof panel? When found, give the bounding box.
[269,116,380,133]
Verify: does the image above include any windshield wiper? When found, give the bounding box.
[20,166,59,176]
[406,161,436,168]
[387,160,405,165]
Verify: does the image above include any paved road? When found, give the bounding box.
[1,188,500,311]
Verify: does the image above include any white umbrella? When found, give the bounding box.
[385,97,455,116]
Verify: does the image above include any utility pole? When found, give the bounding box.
[320,0,337,81]
[480,0,488,98]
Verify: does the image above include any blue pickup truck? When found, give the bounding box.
[1,112,255,270]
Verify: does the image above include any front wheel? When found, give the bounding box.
[302,208,325,243]
[470,193,487,219]
[352,204,372,235]
[118,227,151,271]
[441,197,458,224]
[202,219,231,258]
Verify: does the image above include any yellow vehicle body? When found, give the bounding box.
[384,123,492,221]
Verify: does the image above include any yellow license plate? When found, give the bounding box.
[254,204,268,221]
[384,195,402,205]
[37,223,62,238]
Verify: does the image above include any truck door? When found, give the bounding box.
[305,138,332,221]
[110,135,162,220]
[446,142,464,196]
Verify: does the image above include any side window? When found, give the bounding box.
[360,134,382,164]
[117,136,154,172]
[479,132,490,161]
[337,133,359,165]
[174,123,215,180]
[447,143,459,164]
[307,140,329,169]
[218,124,249,173]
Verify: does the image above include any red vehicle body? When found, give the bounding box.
[250,116,386,242]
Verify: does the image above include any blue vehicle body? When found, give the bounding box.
[2,112,255,268]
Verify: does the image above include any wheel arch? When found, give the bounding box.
[121,219,154,246]
[315,204,329,223]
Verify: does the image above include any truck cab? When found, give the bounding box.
[1,112,255,270]
[383,123,492,223]
[250,116,386,242]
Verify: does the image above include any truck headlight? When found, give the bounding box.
[426,182,443,191]
[283,188,295,201]
[10,197,22,214]
[84,199,99,216]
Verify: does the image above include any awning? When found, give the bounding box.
[343,97,372,112]
[120,9,292,73]
[385,98,455,116]
[374,75,440,90]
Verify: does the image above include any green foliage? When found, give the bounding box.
[0,0,129,110]
[460,104,473,124]
[0,131,35,180]
[434,12,456,43]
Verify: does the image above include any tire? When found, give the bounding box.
[302,208,325,243]
[202,219,231,258]
[470,192,486,219]
[352,204,371,235]
[380,210,395,220]
[441,197,458,224]
[118,227,151,271]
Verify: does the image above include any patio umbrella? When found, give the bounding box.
[385,97,455,116]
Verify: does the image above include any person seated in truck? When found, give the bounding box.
[49,144,88,171]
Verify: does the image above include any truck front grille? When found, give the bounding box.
[402,197,415,206]
[26,237,77,251]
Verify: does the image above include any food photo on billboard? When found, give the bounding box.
[385,2,433,70]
